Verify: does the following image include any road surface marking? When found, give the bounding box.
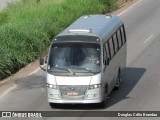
[0,84,17,98]
[144,35,154,44]
[28,64,46,76]
[118,0,142,16]
[28,67,41,76]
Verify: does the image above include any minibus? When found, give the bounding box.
[40,14,127,108]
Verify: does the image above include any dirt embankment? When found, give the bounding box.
[118,0,133,8]
[111,0,138,15]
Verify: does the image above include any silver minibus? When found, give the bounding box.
[40,14,127,108]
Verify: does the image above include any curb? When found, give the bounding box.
[0,60,40,86]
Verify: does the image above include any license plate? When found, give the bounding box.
[67,91,79,96]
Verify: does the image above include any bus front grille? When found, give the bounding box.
[59,85,87,99]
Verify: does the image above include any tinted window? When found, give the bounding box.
[108,38,115,58]
[113,34,118,53]
[121,26,126,44]
[117,29,122,47]
[105,42,110,60]
[103,43,110,65]
[103,46,107,65]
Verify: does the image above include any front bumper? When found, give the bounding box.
[48,98,103,104]
[47,87,104,104]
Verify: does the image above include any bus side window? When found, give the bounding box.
[117,29,122,48]
[121,25,126,44]
[113,33,119,53]
[103,46,107,65]
[105,42,110,60]
[103,43,110,65]
[108,38,115,58]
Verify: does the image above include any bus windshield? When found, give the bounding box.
[48,43,101,74]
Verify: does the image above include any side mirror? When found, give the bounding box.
[45,56,48,64]
[39,56,48,65]
[39,56,47,71]
[39,57,45,65]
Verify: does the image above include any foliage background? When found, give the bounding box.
[0,0,123,80]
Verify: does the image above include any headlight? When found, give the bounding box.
[46,83,57,89]
[89,84,102,89]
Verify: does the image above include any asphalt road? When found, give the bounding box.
[1,0,160,119]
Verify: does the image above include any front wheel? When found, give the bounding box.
[99,88,107,108]
[49,103,57,108]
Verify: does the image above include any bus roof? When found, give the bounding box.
[55,14,123,43]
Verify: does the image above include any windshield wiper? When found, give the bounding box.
[77,67,95,74]
[52,67,74,75]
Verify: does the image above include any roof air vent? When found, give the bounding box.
[68,29,92,33]
[83,15,90,19]
[106,14,112,18]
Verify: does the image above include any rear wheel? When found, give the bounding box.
[114,69,121,90]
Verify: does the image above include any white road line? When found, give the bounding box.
[143,35,154,44]
[28,67,41,76]
[0,84,17,98]
[118,0,142,16]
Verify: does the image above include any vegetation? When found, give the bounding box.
[0,0,119,80]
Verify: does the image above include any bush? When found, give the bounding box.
[99,0,118,12]
[0,0,118,80]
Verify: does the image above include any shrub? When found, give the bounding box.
[0,0,118,80]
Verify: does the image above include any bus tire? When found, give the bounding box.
[49,103,57,108]
[114,69,121,90]
[99,87,107,108]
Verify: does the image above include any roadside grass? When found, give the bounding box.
[0,0,119,80]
